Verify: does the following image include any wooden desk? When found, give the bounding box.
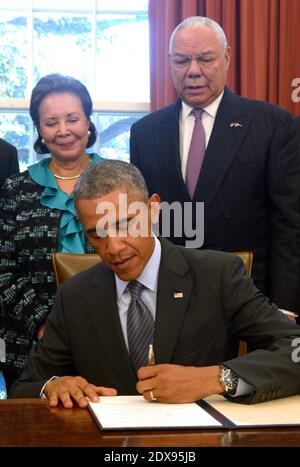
[1,398,300,447]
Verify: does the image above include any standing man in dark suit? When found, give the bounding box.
[0,138,19,188]
[130,16,300,320]
[9,161,300,407]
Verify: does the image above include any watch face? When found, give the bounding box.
[220,367,238,394]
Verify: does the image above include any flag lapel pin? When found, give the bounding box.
[174,292,184,299]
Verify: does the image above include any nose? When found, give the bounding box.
[57,121,70,136]
[187,58,203,77]
[106,235,126,256]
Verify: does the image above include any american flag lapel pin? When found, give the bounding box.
[174,292,184,298]
[230,122,243,128]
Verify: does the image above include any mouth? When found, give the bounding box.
[112,255,134,271]
[58,142,75,149]
[185,85,207,92]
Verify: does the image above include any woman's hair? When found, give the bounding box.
[29,73,97,154]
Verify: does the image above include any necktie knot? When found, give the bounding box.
[127,281,144,301]
[192,108,203,120]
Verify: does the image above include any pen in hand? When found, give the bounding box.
[148,344,155,366]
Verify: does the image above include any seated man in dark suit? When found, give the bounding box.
[9,161,300,408]
[0,138,19,189]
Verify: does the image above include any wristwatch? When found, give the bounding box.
[219,365,239,395]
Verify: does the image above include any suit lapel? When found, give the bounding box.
[156,100,190,201]
[154,239,193,363]
[88,265,137,393]
[193,88,254,210]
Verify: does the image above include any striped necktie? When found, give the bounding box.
[127,281,154,371]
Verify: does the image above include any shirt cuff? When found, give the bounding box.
[279,309,299,318]
[229,378,255,397]
[40,376,58,398]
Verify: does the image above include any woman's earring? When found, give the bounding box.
[87,130,91,136]
[41,138,45,144]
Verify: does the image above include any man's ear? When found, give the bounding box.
[148,194,161,225]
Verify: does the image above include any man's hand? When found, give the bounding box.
[44,376,117,408]
[136,364,223,403]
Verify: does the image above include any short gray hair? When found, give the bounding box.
[73,160,149,208]
[169,16,228,53]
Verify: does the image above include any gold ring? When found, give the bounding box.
[150,390,158,401]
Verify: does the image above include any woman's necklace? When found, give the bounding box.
[53,172,81,180]
[52,157,91,180]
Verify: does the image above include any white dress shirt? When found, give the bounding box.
[180,91,224,181]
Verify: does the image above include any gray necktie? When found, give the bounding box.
[127,281,154,372]
[186,109,205,198]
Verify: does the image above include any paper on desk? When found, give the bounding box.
[205,394,300,426]
[88,395,222,430]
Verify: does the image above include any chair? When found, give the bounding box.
[231,251,253,356]
[52,252,101,286]
[232,251,253,277]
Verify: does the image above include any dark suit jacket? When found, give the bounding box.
[130,88,300,316]
[9,238,300,403]
[0,138,19,188]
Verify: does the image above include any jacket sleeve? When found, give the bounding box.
[0,179,53,371]
[218,255,300,404]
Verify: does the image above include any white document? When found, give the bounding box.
[205,394,300,426]
[88,395,222,430]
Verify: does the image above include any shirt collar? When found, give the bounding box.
[115,235,161,300]
[181,90,224,122]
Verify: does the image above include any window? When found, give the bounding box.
[0,0,149,171]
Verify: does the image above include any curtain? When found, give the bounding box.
[149,0,300,115]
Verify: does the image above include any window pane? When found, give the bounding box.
[96,14,149,102]
[33,13,93,91]
[0,0,27,10]
[92,113,144,162]
[97,0,148,11]
[0,12,27,98]
[33,0,94,10]
[0,112,30,172]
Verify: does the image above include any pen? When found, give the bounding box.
[148,344,155,365]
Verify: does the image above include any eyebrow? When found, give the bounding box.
[85,215,136,235]
[173,51,215,57]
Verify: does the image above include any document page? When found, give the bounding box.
[204,394,300,427]
[88,395,223,430]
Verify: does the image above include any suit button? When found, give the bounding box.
[223,210,230,219]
